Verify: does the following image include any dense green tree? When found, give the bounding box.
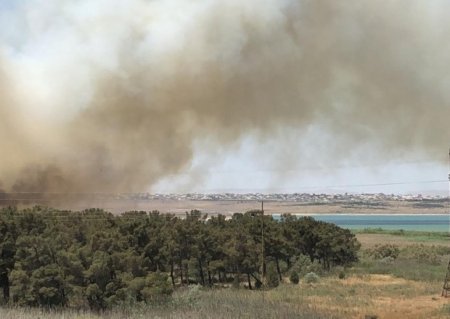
[266,262,280,288]
[225,219,260,290]
[0,207,18,302]
[0,206,360,309]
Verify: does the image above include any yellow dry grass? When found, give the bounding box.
[356,233,448,249]
[294,274,450,319]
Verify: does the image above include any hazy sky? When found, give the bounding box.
[1,0,449,195]
[153,135,449,195]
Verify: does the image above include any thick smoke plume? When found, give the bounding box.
[0,0,449,196]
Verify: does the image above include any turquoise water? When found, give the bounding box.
[276,214,450,232]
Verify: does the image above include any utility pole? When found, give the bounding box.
[441,148,450,297]
[261,200,265,303]
[261,200,265,286]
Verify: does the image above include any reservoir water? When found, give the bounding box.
[276,214,450,232]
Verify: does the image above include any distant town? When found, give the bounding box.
[120,192,447,202]
[2,192,447,214]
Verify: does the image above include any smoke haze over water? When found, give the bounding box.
[0,0,450,196]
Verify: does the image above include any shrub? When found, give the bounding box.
[367,244,400,260]
[412,250,440,265]
[266,262,280,288]
[307,260,325,276]
[401,244,443,265]
[186,284,201,304]
[232,275,240,289]
[290,271,299,284]
[170,284,201,308]
[378,256,395,264]
[292,256,324,277]
[291,254,311,276]
[338,271,346,279]
[141,272,173,302]
[304,272,319,284]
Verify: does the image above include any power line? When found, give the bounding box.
[441,148,450,297]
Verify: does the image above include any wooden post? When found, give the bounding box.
[261,200,265,303]
[442,149,450,297]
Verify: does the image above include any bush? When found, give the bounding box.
[291,254,311,276]
[401,244,443,265]
[170,284,201,308]
[378,256,395,265]
[304,272,320,284]
[266,262,280,288]
[290,271,299,284]
[307,260,326,276]
[412,250,440,265]
[367,244,400,260]
[141,272,173,302]
[338,271,346,279]
[292,255,326,277]
[232,275,240,289]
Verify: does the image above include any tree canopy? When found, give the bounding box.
[0,206,360,309]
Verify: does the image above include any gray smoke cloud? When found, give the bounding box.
[0,0,449,195]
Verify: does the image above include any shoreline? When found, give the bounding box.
[273,213,450,216]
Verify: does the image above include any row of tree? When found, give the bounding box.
[0,206,360,309]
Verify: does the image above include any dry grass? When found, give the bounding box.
[356,233,449,248]
[0,288,327,319]
[269,274,449,319]
[3,274,448,319]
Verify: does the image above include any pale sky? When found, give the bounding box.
[153,134,449,195]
